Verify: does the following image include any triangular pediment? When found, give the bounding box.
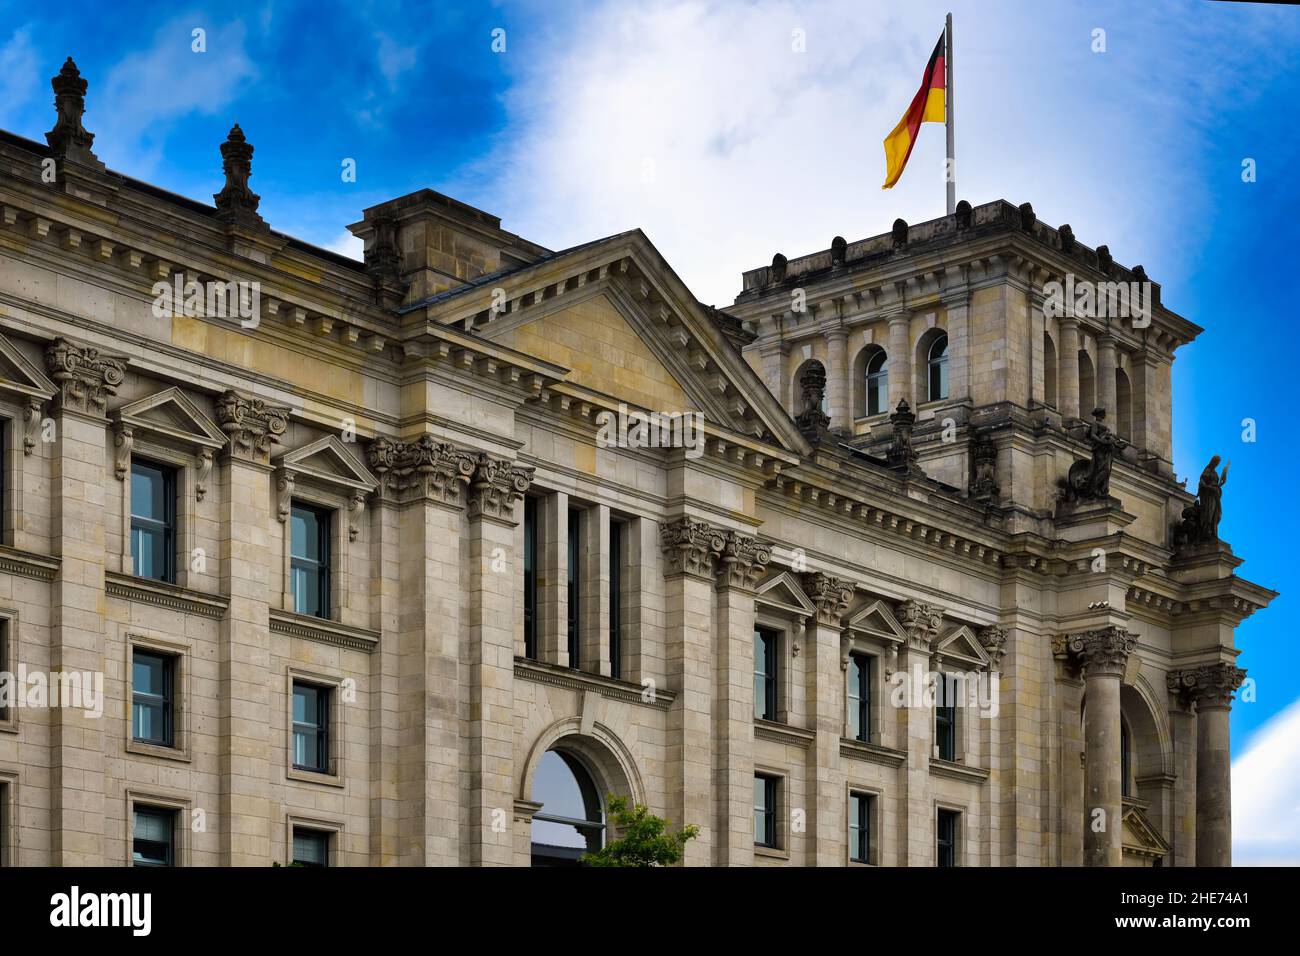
[112,387,226,450]
[755,571,815,618]
[845,599,908,644]
[933,624,990,669]
[275,435,377,493]
[423,231,810,455]
[1122,803,1171,859]
[0,331,57,402]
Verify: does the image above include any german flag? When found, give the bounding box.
[882,33,946,189]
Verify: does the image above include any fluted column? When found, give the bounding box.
[803,572,853,866]
[713,531,770,865]
[887,312,912,408]
[1096,333,1118,417]
[1067,626,1135,867]
[661,517,725,865]
[1057,318,1080,420]
[1170,663,1247,866]
[825,326,849,433]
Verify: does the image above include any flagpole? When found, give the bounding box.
[945,11,955,215]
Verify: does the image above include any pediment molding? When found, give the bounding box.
[755,570,816,619]
[109,387,227,497]
[273,435,379,539]
[845,598,908,645]
[0,331,57,404]
[933,623,991,669]
[1121,802,1172,859]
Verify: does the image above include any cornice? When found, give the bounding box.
[268,608,380,653]
[929,758,991,783]
[0,545,60,581]
[104,571,229,618]
[840,738,907,767]
[754,719,816,748]
[513,658,676,710]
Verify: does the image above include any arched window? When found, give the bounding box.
[1044,332,1058,409]
[1121,720,1132,798]
[926,333,949,402]
[1078,350,1095,416]
[1115,368,1132,441]
[851,345,890,417]
[531,749,605,866]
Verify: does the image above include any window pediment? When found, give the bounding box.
[933,624,991,670]
[272,436,378,540]
[110,387,227,498]
[754,571,815,619]
[0,332,58,455]
[844,599,908,646]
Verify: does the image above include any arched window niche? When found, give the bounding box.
[530,748,606,866]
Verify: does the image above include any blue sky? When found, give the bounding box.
[1,0,1296,859]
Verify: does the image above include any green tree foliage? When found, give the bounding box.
[579,796,700,867]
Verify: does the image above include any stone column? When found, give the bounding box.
[464,453,533,865]
[825,325,849,433]
[978,626,1006,867]
[712,531,770,865]
[44,338,126,865]
[365,440,401,865]
[897,599,943,865]
[1096,333,1118,417]
[1050,634,1086,866]
[1057,318,1080,421]
[803,573,853,865]
[660,517,723,865]
[1067,626,1135,867]
[887,312,912,408]
[213,389,289,866]
[1166,675,1197,867]
[1171,663,1246,867]
[580,502,611,676]
[367,435,473,865]
[943,291,972,404]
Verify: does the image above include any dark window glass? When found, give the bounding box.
[131,460,175,582]
[754,628,778,721]
[523,497,538,660]
[290,505,331,618]
[292,828,330,867]
[292,682,329,773]
[754,775,777,848]
[848,653,871,742]
[937,809,959,867]
[1121,721,1131,798]
[567,508,581,668]
[935,672,957,761]
[927,334,949,402]
[866,350,888,416]
[0,621,8,724]
[132,650,173,746]
[609,519,623,680]
[849,793,871,863]
[0,418,7,539]
[133,807,175,867]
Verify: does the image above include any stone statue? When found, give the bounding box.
[1059,407,1127,503]
[969,428,1000,500]
[887,399,923,476]
[794,361,830,442]
[1175,456,1229,548]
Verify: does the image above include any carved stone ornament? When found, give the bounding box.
[44,337,127,417]
[1173,455,1229,550]
[888,398,923,476]
[213,124,264,229]
[898,599,943,649]
[363,435,477,507]
[347,490,366,540]
[195,449,214,501]
[1167,662,1247,711]
[803,572,853,627]
[215,389,289,464]
[969,428,1000,500]
[23,398,43,455]
[978,624,1007,669]
[1063,626,1136,678]
[112,424,134,480]
[274,469,295,523]
[794,361,831,443]
[467,452,534,522]
[659,517,726,579]
[1059,407,1127,504]
[716,530,772,591]
[45,57,102,169]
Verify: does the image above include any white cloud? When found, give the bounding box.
[323,229,363,261]
[484,0,1296,306]
[1233,697,1300,865]
[0,27,39,121]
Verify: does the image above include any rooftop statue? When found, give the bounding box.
[1059,407,1127,504]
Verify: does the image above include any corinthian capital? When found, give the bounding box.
[467,452,534,523]
[660,517,725,580]
[44,337,127,417]
[803,573,853,627]
[978,625,1008,669]
[1065,625,1136,677]
[215,389,289,464]
[898,599,943,650]
[1167,662,1247,711]
[364,434,476,507]
[716,531,772,591]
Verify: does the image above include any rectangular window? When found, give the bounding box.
[609,518,623,680]
[0,418,7,540]
[937,809,959,867]
[567,508,581,668]
[131,459,176,583]
[290,504,331,619]
[849,792,871,864]
[523,496,538,660]
[292,681,330,773]
[754,627,778,721]
[132,650,174,747]
[0,620,9,724]
[935,672,957,761]
[754,774,778,848]
[291,827,331,867]
[0,781,8,867]
[132,806,175,867]
[848,653,871,742]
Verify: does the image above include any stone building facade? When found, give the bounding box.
[0,60,1275,867]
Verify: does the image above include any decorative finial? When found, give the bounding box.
[214,123,264,229]
[45,56,102,168]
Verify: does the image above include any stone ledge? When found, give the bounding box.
[929,757,990,783]
[268,609,380,653]
[513,658,676,710]
[105,571,228,618]
[755,719,816,748]
[840,738,908,767]
[0,545,59,581]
